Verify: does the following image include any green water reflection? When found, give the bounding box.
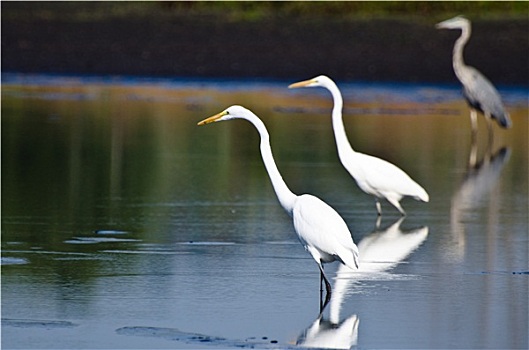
[2,79,528,349]
[2,81,527,246]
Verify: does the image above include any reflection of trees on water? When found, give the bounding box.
[450,137,511,262]
[297,218,428,349]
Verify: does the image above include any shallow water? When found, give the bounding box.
[2,74,528,349]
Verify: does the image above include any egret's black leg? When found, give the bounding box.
[317,263,332,313]
[319,264,332,295]
[318,264,332,313]
[319,271,324,311]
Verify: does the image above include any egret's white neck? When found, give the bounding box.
[452,24,471,83]
[326,81,356,157]
[244,114,297,215]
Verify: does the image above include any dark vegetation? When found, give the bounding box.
[2,1,528,85]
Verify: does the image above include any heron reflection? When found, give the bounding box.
[450,140,511,261]
[297,218,428,349]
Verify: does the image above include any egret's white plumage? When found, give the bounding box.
[436,16,512,134]
[198,105,359,299]
[289,75,429,216]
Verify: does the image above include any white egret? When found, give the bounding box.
[436,16,512,137]
[197,105,359,301]
[289,75,429,216]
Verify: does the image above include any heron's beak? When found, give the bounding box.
[288,78,316,89]
[197,111,227,126]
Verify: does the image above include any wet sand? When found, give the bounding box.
[1,2,528,85]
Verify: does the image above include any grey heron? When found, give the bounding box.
[436,16,512,138]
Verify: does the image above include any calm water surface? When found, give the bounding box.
[2,75,528,349]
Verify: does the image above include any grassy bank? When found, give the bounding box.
[3,1,528,22]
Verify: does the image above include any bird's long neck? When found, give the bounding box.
[248,115,297,216]
[327,82,356,158]
[452,25,471,83]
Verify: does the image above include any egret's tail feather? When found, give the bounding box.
[339,245,359,270]
[416,187,429,203]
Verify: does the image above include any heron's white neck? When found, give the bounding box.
[452,24,471,83]
[244,114,297,216]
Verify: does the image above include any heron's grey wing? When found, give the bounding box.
[462,66,511,128]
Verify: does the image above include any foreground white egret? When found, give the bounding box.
[289,75,429,216]
[198,105,359,301]
[436,16,512,136]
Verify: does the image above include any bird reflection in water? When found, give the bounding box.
[450,137,511,261]
[297,218,428,349]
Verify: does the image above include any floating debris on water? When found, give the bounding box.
[116,326,295,349]
[479,270,529,275]
[2,318,78,329]
[177,241,237,246]
[64,237,140,244]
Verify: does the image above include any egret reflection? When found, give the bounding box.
[298,218,428,349]
[357,217,429,275]
[296,311,359,349]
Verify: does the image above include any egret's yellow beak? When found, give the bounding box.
[197,111,227,126]
[288,79,316,89]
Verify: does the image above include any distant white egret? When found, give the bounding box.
[289,75,429,216]
[436,16,512,136]
[198,105,359,301]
